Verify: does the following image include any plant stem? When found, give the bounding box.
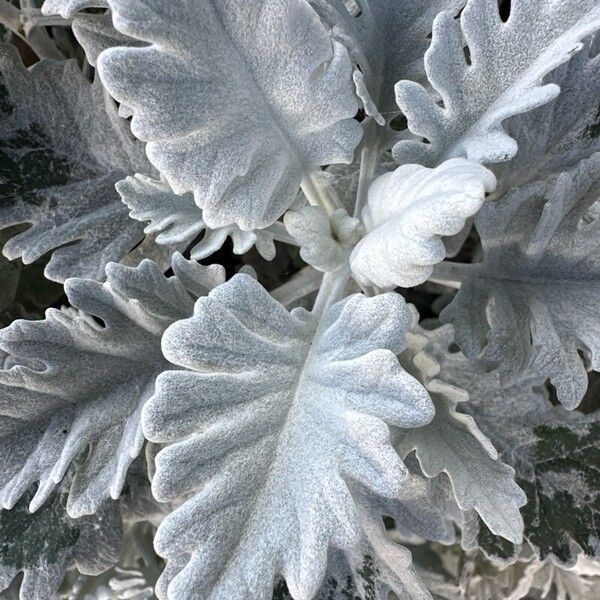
[429,261,475,287]
[0,0,63,59]
[311,263,351,317]
[271,266,322,306]
[301,170,339,214]
[264,222,299,246]
[353,121,380,218]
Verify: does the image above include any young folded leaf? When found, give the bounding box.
[117,175,276,262]
[0,481,122,600]
[97,0,362,231]
[142,274,434,599]
[394,326,526,545]
[441,153,600,409]
[0,44,151,282]
[350,158,495,289]
[0,256,224,518]
[393,0,600,166]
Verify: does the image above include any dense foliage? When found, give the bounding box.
[0,0,599,598]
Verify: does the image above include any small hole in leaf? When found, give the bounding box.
[448,342,460,354]
[389,113,408,131]
[463,44,472,65]
[498,0,511,22]
[62,429,68,434]
[345,0,363,18]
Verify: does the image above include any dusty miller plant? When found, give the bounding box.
[0,0,599,598]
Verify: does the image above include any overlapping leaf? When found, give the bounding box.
[425,324,600,567]
[350,158,495,289]
[0,44,151,282]
[393,0,600,166]
[97,0,362,231]
[0,481,122,600]
[441,153,600,408]
[41,0,108,18]
[311,0,465,144]
[142,274,435,599]
[394,325,526,545]
[0,255,224,519]
[117,174,276,262]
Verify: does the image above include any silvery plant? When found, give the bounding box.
[0,0,599,598]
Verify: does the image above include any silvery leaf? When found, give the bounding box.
[72,12,144,67]
[423,324,600,566]
[311,0,465,145]
[395,325,527,545]
[142,275,435,599]
[0,482,122,600]
[393,0,600,166]
[41,0,108,18]
[441,153,600,409]
[493,35,600,194]
[0,44,150,282]
[0,255,224,518]
[97,0,363,230]
[117,174,276,262]
[350,158,495,289]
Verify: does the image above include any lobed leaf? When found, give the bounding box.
[143,274,435,599]
[393,0,600,166]
[97,0,363,231]
[350,158,495,289]
[0,256,224,518]
[441,153,600,408]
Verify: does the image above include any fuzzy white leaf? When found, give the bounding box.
[393,0,600,166]
[0,256,224,518]
[284,206,362,272]
[117,175,276,261]
[97,0,362,231]
[311,0,465,144]
[395,326,527,545]
[72,12,144,67]
[492,35,600,194]
[0,45,150,282]
[41,0,107,18]
[142,275,434,599]
[350,158,495,289]
[441,153,600,409]
[428,325,600,566]
[0,480,122,600]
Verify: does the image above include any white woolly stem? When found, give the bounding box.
[0,0,63,59]
[264,222,299,246]
[301,170,339,214]
[353,122,380,218]
[430,261,475,287]
[271,266,322,306]
[312,264,351,317]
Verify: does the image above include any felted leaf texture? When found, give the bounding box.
[117,174,276,262]
[310,475,454,600]
[394,325,526,545]
[350,158,496,289]
[0,44,152,283]
[41,0,108,19]
[97,0,363,231]
[424,324,600,567]
[441,152,600,409]
[311,0,465,143]
[0,255,225,519]
[142,274,435,599]
[0,482,122,600]
[492,34,600,194]
[393,0,600,166]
